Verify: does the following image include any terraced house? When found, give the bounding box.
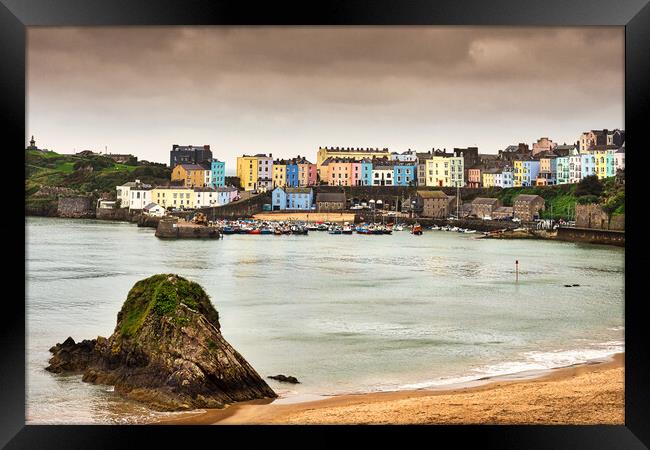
[152,186,194,209]
[425,154,464,187]
[513,159,540,187]
[171,163,210,188]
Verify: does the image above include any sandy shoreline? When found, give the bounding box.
[156,352,624,425]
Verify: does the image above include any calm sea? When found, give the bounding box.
[26,217,624,424]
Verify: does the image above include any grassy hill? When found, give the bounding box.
[26,149,171,215]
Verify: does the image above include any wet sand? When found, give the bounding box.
[157,353,624,425]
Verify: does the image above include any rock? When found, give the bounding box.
[46,274,276,410]
[268,374,300,384]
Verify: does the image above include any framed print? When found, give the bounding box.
[2,0,649,448]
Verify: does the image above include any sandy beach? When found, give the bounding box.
[157,353,624,425]
[252,212,356,223]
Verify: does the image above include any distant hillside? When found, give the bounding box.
[25,149,171,215]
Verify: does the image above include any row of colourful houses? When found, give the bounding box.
[481,145,624,188]
[236,154,318,192]
[116,180,239,212]
[170,160,226,189]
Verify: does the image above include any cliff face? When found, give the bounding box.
[46,274,276,411]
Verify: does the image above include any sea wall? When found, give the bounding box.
[95,207,132,221]
[57,196,94,218]
[556,227,624,247]
[575,203,625,231]
[155,217,221,239]
[205,193,271,220]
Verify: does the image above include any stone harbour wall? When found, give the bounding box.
[57,196,94,218]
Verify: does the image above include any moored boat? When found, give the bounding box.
[411,223,423,235]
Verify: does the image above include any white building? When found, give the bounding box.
[494,168,514,188]
[193,187,220,208]
[257,155,273,192]
[372,166,394,186]
[116,179,153,210]
[615,146,625,171]
[568,154,582,184]
[390,149,418,163]
[143,202,165,217]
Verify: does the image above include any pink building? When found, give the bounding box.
[328,158,354,186]
[467,168,482,188]
[351,161,362,186]
[297,161,317,186]
[532,137,557,156]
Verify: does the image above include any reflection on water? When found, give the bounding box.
[26,217,624,424]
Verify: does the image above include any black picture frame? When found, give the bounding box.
[3,0,648,448]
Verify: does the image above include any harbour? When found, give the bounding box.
[26,217,624,424]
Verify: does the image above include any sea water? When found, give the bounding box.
[26,217,624,423]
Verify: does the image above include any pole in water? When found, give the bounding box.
[516,260,519,283]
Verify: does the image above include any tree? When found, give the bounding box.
[574,175,603,197]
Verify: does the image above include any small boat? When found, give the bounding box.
[260,228,273,235]
[273,228,283,235]
[411,223,423,235]
[356,226,369,234]
[317,223,328,231]
[342,225,353,234]
[328,226,342,234]
[222,226,236,235]
[307,223,319,231]
[247,228,261,235]
[394,225,404,232]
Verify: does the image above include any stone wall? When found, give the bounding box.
[575,203,625,231]
[95,207,132,221]
[556,227,624,247]
[204,193,271,220]
[155,217,220,239]
[57,196,94,218]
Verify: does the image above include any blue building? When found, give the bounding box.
[286,163,300,187]
[580,153,596,179]
[272,187,313,210]
[209,159,226,188]
[360,158,373,186]
[393,163,416,186]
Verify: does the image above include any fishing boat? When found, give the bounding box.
[411,223,423,235]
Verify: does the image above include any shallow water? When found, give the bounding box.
[26,217,624,423]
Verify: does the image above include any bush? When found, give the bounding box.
[575,175,603,197]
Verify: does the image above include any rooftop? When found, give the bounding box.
[417,190,448,199]
[472,197,499,205]
[316,192,346,202]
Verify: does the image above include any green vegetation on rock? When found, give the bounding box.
[118,274,220,338]
[25,149,172,215]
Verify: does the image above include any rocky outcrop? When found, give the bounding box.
[46,274,276,410]
[268,374,300,384]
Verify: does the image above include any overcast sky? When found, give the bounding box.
[27,26,624,169]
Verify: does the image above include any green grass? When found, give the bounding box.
[118,274,220,338]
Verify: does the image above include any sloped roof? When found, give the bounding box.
[316,192,346,202]
[143,202,161,210]
[514,194,544,203]
[472,197,499,205]
[417,190,448,199]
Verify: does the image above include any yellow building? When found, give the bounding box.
[272,161,287,188]
[425,156,464,187]
[316,146,390,177]
[171,164,208,188]
[236,155,259,191]
[593,149,616,179]
[513,160,523,187]
[152,187,195,209]
[482,171,496,188]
